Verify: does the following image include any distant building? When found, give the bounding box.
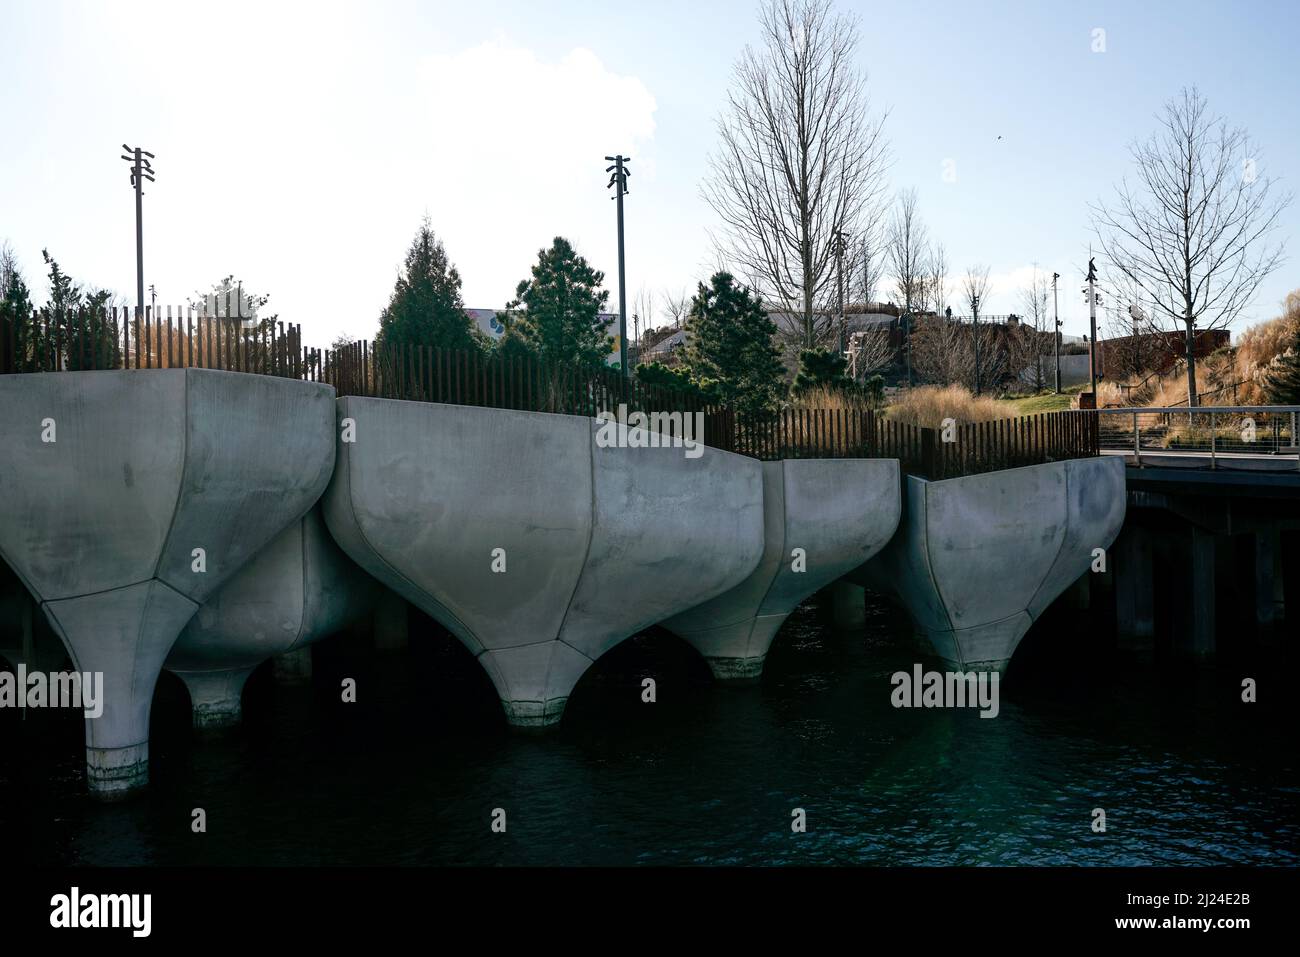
[1096,328,1230,380]
[466,308,623,367]
[641,328,688,364]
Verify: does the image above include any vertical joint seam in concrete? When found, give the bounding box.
[152,369,191,586]
[547,421,600,697]
[338,399,477,648]
[745,461,788,659]
[287,518,309,652]
[918,480,960,661]
[1028,461,1075,614]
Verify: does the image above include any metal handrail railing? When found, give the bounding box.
[1094,406,1300,470]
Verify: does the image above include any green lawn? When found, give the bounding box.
[1002,384,1085,414]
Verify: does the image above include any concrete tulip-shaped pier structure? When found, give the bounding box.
[164,505,378,728]
[662,459,901,681]
[323,399,766,728]
[0,370,335,796]
[866,456,1126,671]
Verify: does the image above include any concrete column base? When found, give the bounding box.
[500,697,569,731]
[1115,524,1155,652]
[373,591,410,652]
[924,613,1031,673]
[480,642,592,732]
[272,646,313,685]
[704,654,766,683]
[940,656,1011,674]
[86,742,150,799]
[1255,528,1285,638]
[829,581,866,630]
[43,580,199,800]
[176,667,254,729]
[676,615,782,684]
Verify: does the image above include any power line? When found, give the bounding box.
[605,154,631,378]
[120,144,155,318]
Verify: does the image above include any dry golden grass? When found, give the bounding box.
[884,384,1013,428]
[1099,290,1299,408]
[790,384,874,410]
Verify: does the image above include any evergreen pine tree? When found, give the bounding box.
[510,237,612,369]
[376,219,479,353]
[0,253,34,371]
[682,272,785,420]
[634,359,708,398]
[791,347,855,397]
[40,249,120,370]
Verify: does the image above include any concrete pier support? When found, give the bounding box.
[1185,526,1217,659]
[272,647,313,685]
[165,505,376,728]
[0,370,336,796]
[874,456,1126,671]
[661,459,900,683]
[1114,524,1155,652]
[830,581,868,631]
[1255,528,1285,636]
[373,590,410,652]
[172,666,255,730]
[1064,572,1092,611]
[323,400,765,728]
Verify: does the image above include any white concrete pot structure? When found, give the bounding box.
[868,456,1126,671]
[662,459,902,681]
[164,505,378,728]
[323,399,766,728]
[0,370,335,796]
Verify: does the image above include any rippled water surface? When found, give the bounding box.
[6,593,1298,866]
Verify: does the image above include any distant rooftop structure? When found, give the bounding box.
[466,308,622,366]
[643,328,687,359]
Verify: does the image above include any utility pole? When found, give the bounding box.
[834,230,849,354]
[972,295,981,396]
[120,144,155,319]
[904,313,912,388]
[1085,256,1100,399]
[605,155,631,378]
[1052,272,1061,394]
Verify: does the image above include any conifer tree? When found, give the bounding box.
[682,272,785,419]
[376,218,479,353]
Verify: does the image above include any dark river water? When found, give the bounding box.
[6,591,1298,867]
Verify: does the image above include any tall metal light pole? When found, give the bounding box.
[605,155,631,378]
[972,295,981,396]
[1052,272,1061,394]
[121,145,155,319]
[1085,256,1100,399]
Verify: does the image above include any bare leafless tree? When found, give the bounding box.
[888,188,931,314]
[661,287,691,330]
[857,198,888,307]
[1099,259,1163,384]
[926,243,948,317]
[961,264,992,318]
[909,314,970,386]
[0,241,19,293]
[961,264,994,393]
[632,286,656,348]
[1091,86,1291,406]
[1010,266,1053,392]
[847,326,893,379]
[703,0,890,349]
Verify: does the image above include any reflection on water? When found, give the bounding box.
[5,590,1298,866]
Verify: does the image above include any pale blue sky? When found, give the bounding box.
[1,0,1296,345]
